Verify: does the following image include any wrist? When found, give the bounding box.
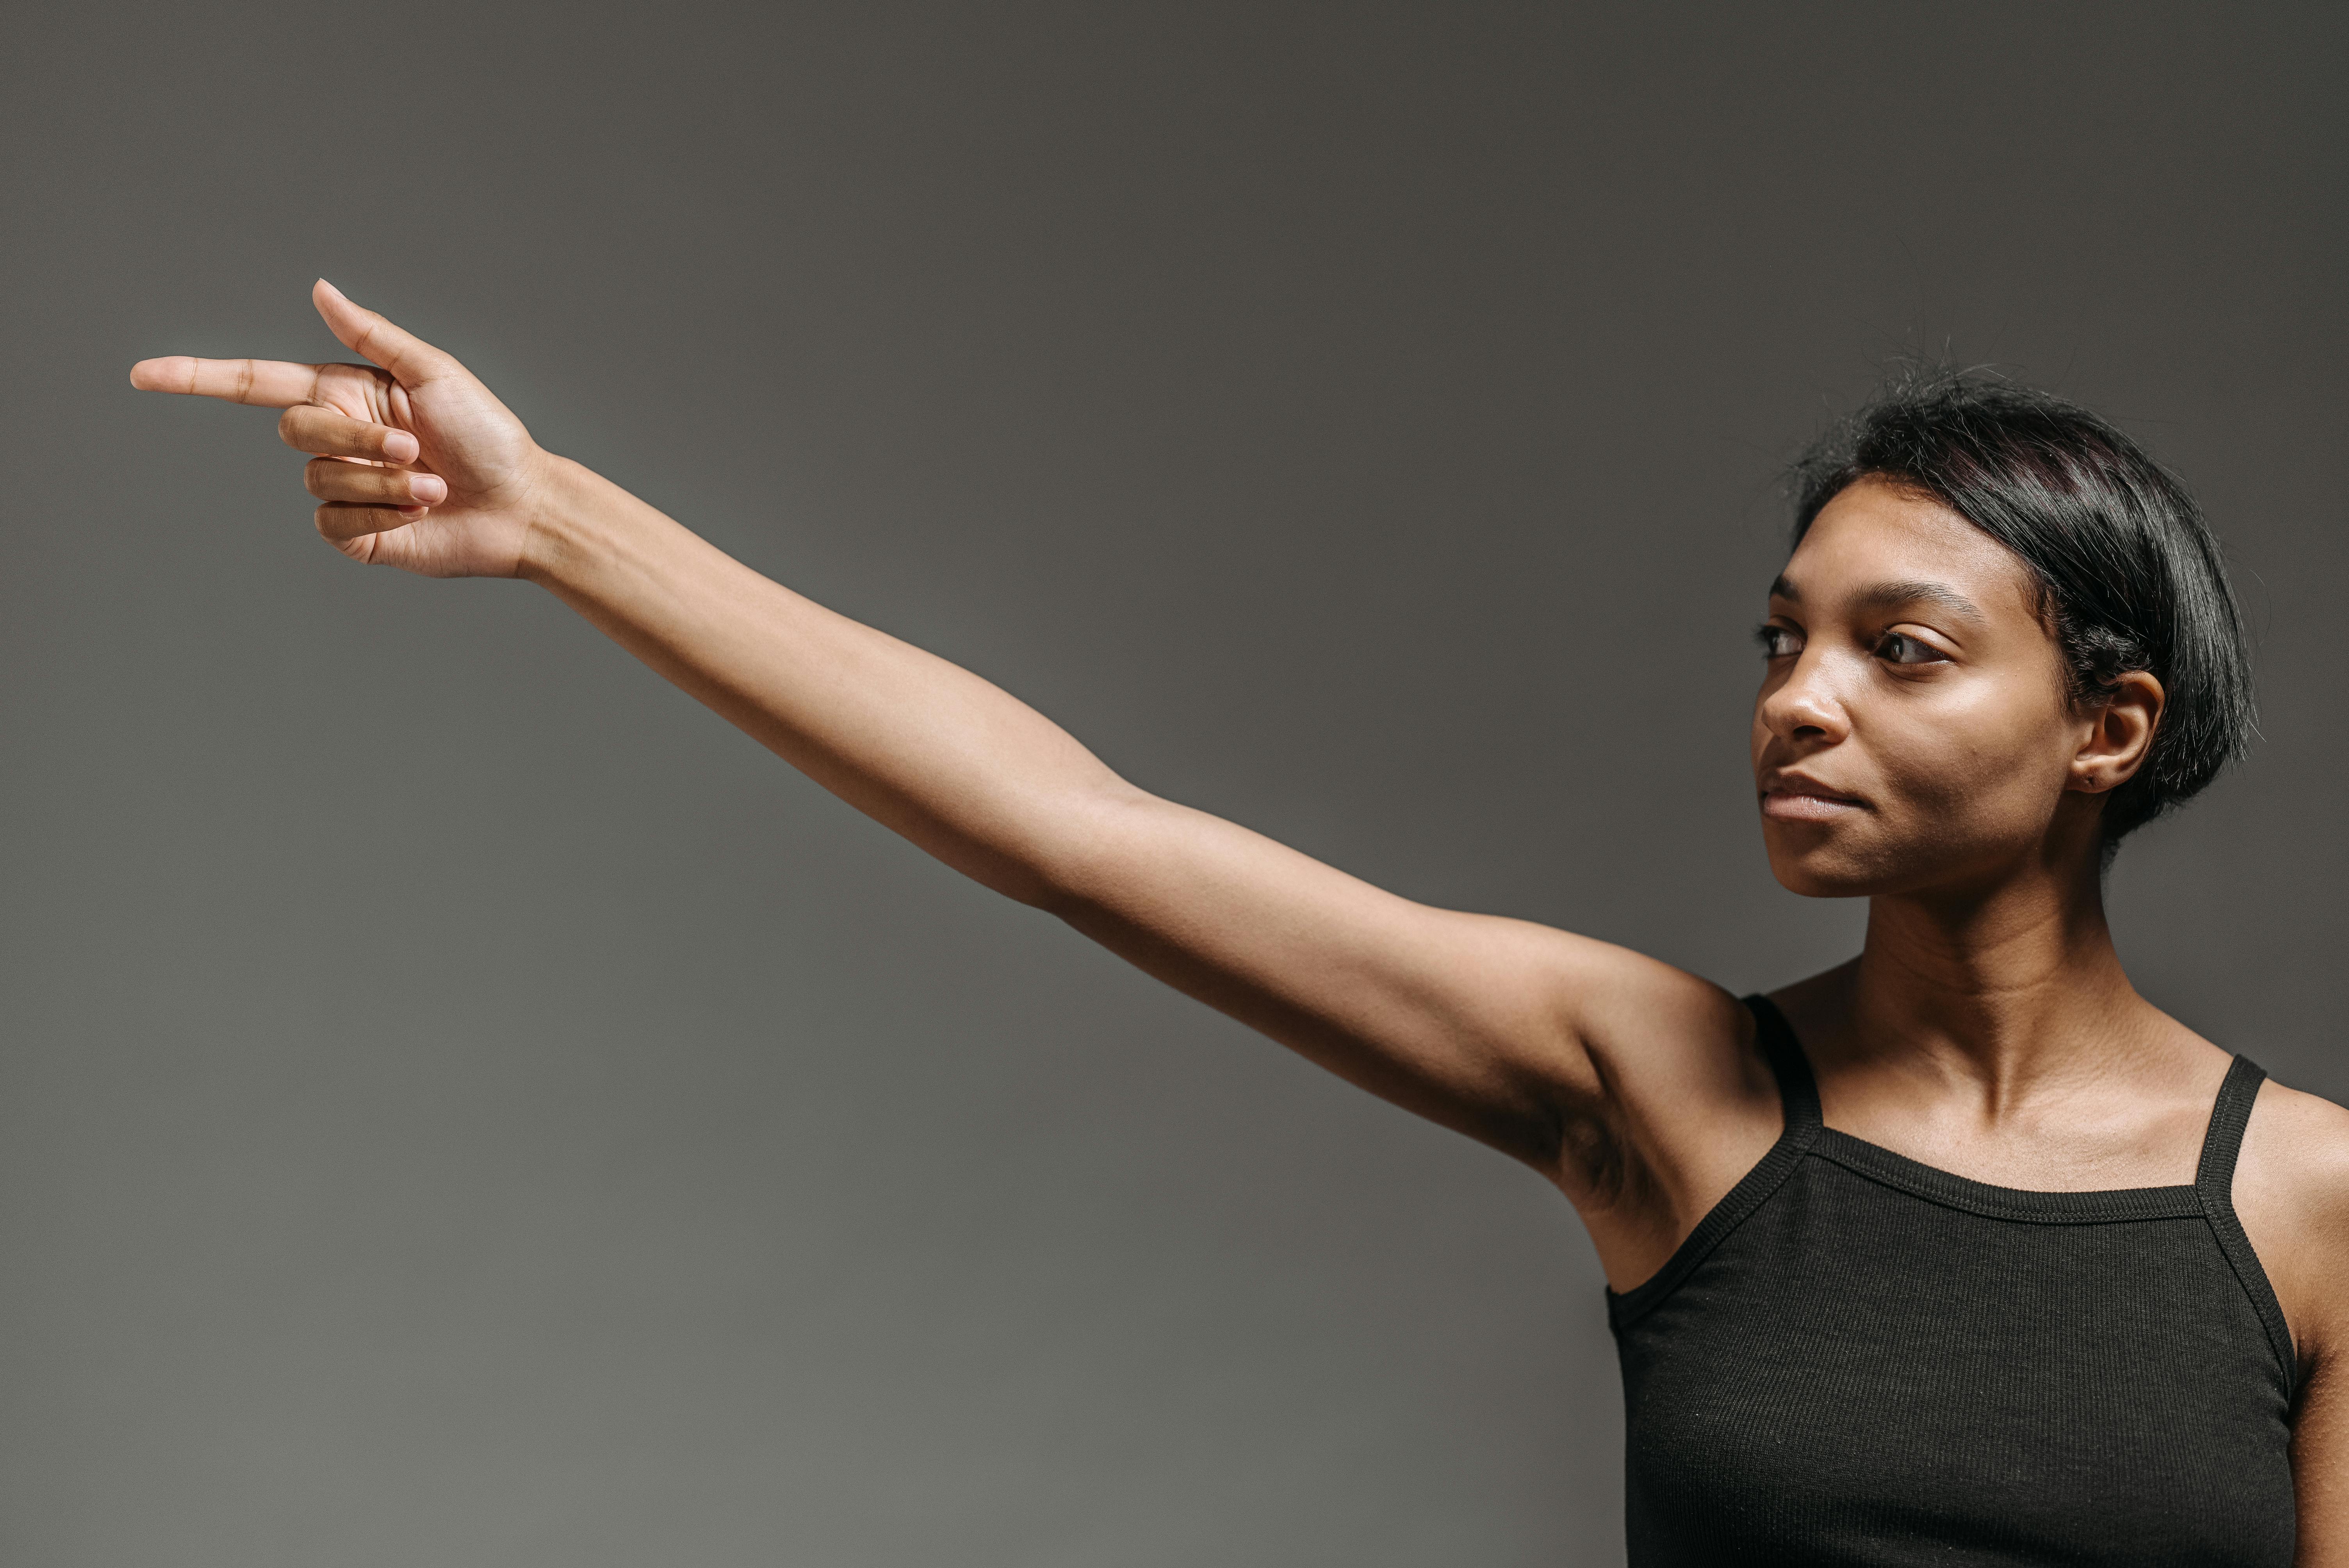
[515,451,621,590]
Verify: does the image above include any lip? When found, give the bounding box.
[1759,775,1867,822]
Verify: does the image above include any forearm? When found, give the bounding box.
[519,454,1132,904]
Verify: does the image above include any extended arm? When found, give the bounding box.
[526,452,1647,1161]
[132,282,1743,1180]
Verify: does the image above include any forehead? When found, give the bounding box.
[1778,478,2039,619]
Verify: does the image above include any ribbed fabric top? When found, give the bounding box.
[1607,996,2299,1566]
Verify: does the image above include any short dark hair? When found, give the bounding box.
[1789,367,2255,848]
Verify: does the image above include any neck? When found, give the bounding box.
[1840,841,2151,1102]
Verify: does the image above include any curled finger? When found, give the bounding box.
[304,455,446,508]
[281,403,420,463]
[315,502,425,543]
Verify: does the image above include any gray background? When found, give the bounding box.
[4,3,2345,1564]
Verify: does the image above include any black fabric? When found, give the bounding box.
[1608,996,2299,1566]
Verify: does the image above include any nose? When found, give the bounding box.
[1758,647,1851,747]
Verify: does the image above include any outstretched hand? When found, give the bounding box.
[131,281,549,577]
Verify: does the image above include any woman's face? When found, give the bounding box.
[1751,477,2116,899]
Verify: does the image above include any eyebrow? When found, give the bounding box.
[1768,575,1986,625]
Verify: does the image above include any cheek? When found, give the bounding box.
[1870,691,2075,830]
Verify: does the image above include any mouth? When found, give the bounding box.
[1759,779,1867,822]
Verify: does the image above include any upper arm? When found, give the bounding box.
[1035,785,1745,1178]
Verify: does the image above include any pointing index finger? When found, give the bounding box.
[129,356,323,408]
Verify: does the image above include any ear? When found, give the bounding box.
[2069,670,2164,796]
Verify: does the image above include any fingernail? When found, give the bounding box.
[397,505,428,520]
[384,431,419,462]
[411,475,447,504]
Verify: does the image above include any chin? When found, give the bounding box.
[1761,822,1895,899]
[1767,859,1882,899]
[1764,816,2045,902]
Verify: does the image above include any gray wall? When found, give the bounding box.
[4,4,2344,1564]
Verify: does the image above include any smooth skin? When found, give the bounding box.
[134,282,2349,1559]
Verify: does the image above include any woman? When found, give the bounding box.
[134,282,2346,1564]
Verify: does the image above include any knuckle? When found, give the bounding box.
[282,405,345,455]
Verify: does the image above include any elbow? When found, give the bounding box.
[1015,786,1163,922]
[886,779,1148,913]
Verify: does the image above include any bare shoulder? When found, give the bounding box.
[1524,936,1782,1278]
[2236,1079,2349,1542]
[1433,912,1756,1101]
[2235,1076,2349,1369]
[1395,913,1779,1287]
[1532,931,1763,1121]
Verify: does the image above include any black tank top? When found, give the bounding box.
[1608,996,2299,1566]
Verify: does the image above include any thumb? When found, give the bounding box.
[311,278,456,389]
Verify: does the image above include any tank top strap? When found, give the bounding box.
[2193,1053,2300,1401]
[1742,994,1822,1132]
[2194,1053,2268,1195]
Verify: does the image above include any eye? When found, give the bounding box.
[1875,631,1948,666]
[1755,623,1802,659]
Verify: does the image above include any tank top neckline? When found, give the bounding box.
[1740,992,2267,1217]
[1606,993,2299,1404]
